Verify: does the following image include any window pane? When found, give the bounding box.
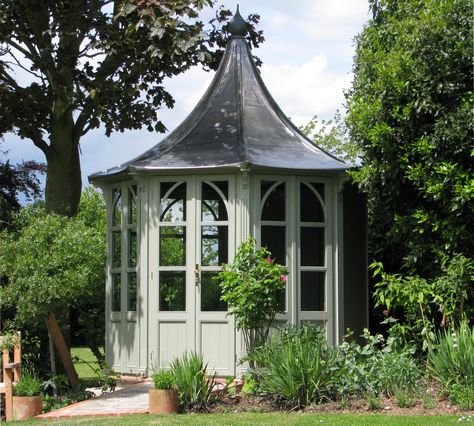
[128,185,137,225]
[112,231,121,268]
[300,183,324,222]
[160,182,186,222]
[301,271,325,311]
[312,183,325,202]
[159,271,186,311]
[160,226,186,266]
[202,182,228,221]
[112,189,122,226]
[261,226,286,265]
[261,181,285,221]
[300,227,324,266]
[127,272,137,312]
[112,273,121,312]
[128,229,137,267]
[201,225,228,266]
[201,272,227,312]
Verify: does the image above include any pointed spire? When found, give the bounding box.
[228,5,247,37]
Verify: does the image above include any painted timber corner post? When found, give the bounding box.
[89,8,368,377]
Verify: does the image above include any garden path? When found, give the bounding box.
[37,381,152,419]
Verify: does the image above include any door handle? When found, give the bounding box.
[194,264,200,287]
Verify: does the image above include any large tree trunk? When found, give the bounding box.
[44,110,82,217]
[48,312,80,392]
[42,107,82,390]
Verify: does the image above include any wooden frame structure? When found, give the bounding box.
[0,332,21,421]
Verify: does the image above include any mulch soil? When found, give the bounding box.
[208,387,473,416]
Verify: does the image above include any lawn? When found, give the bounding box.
[9,413,469,426]
[71,347,102,380]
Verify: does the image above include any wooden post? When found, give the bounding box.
[3,347,13,421]
[1,333,22,421]
[13,332,21,382]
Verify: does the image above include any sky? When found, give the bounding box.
[3,0,370,191]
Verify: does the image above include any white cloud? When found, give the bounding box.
[261,55,352,126]
[311,0,369,22]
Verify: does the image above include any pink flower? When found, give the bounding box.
[265,257,273,263]
[382,309,389,317]
[279,275,287,282]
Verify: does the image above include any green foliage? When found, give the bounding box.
[170,351,215,411]
[428,319,474,409]
[217,237,287,361]
[0,332,19,351]
[0,188,106,361]
[14,368,42,397]
[346,0,473,278]
[366,395,382,410]
[372,255,474,350]
[301,111,360,165]
[248,325,339,407]
[394,390,416,408]
[152,369,175,390]
[0,155,45,231]
[336,329,422,398]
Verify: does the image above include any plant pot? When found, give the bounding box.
[149,388,178,414]
[12,395,43,420]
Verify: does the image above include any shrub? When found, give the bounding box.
[336,329,422,398]
[428,319,474,409]
[248,324,339,407]
[15,368,42,397]
[170,351,215,411]
[217,237,287,365]
[152,369,174,390]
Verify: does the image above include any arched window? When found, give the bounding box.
[260,180,286,311]
[110,184,139,313]
[159,182,187,311]
[299,182,325,312]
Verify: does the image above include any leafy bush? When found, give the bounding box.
[14,368,42,397]
[170,351,215,411]
[372,255,474,351]
[336,329,422,398]
[152,369,174,390]
[217,237,287,365]
[428,319,474,409]
[248,324,339,407]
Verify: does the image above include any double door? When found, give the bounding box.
[149,176,235,375]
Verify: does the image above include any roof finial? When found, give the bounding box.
[228,5,247,37]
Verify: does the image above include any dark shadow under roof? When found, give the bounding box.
[90,32,349,182]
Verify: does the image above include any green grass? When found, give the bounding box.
[9,413,465,426]
[71,347,102,380]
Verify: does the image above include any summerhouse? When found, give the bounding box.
[89,9,368,376]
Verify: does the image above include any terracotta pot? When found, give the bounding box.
[12,395,43,420]
[149,388,179,414]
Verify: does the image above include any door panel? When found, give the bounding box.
[151,176,235,376]
[195,179,235,376]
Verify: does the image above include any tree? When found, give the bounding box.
[0,0,263,216]
[0,188,106,390]
[346,0,473,278]
[301,111,360,165]
[0,144,46,230]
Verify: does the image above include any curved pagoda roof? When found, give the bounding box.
[89,9,348,182]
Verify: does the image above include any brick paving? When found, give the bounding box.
[37,382,152,419]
